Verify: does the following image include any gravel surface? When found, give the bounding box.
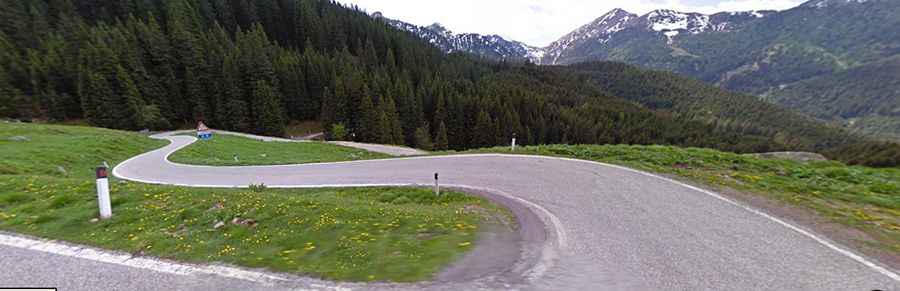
[3,134,897,290]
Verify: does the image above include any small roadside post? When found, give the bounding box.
[434,173,440,196]
[95,164,112,219]
[511,133,517,151]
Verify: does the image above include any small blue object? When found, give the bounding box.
[196,122,213,140]
[198,131,213,140]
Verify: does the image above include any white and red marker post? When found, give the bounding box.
[96,165,112,219]
[434,172,440,196]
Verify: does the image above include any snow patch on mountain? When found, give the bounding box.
[647,10,710,34]
[804,0,870,8]
[542,8,638,65]
[375,12,543,63]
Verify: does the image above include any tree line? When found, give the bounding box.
[1,0,897,167]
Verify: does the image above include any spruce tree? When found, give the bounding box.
[0,68,24,118]
[220,54,250,132]
[434,121,449,150]
[252,80,285,136]
[356,92,378,142]
[111,65,146,129]
[376,102,391,144]
[321,86,340,138]
[386,96,405,145]
[472,110,495,148]
[414,123,433,150]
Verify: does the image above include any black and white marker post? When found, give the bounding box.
[95,165,112,219]
[434,172,440,196]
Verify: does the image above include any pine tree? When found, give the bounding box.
[414,123,433,151]
[82,71,113,127]
[434,121,449,150]
[219,53,250,132]
[376,100,391,144]
[47,0,77,28]
[472,110,495,148]
[138,14,177,122]
[397,80,423,145]
[295,0,324,50]
[320,86,338,137]
[386,96,404,145]
[110,65,145,129]
[252,80,285,136]
[0,67,24,118]
[356,92,378,142]
[362,38,379,69]
[432,92,446,133]
[0,1,29,50]
[167,0,205,121]
[25,4,50,49]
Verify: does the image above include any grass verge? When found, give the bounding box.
[169,134,388,166]
[460,144,900,254]
[0,122,505,282]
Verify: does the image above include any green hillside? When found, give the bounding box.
[549,0,900,141]
[1,0,898,166]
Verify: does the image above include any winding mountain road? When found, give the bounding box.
[3,133,898,290]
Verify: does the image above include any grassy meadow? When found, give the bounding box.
[0,122,504,282]
[169,134,388,166]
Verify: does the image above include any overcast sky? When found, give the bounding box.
[339,0,806,47]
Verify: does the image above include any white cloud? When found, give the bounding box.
[338,0,805,47]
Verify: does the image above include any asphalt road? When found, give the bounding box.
[3,134,898,290]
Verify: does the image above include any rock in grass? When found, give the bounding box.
[56,166,68,176]
[213,221,226,229]
[207,202,224,211]
[7,136,29,142]
[231,217,258,228]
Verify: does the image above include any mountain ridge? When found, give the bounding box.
[377,0,900,140]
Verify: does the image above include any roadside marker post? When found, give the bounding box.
[434,173,440,196]
[95,165,112,219]
[511,133,517,152]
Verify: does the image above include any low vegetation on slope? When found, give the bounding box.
[465,144,900,254]
[0,123,505,282]
[169,134,387,166]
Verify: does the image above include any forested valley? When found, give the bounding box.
[1,0,898,167]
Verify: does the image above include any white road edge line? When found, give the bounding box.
[113,135,900,283]
[0,232,348,288]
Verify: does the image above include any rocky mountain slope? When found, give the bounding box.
[378,0,900,140]
[373,12,542,62]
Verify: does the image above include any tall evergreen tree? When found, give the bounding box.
[0,67,24,118]
[220,53,250,132]
[472,110,495,148]
[434,121,449,150]
[356,92,378,142]
[414,123,433,150]
[251,80,285,136]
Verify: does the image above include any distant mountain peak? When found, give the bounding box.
[802,0,871,8]
[375,14,542,63]
[540,8,638,64]
[426,23,449,33]
[644,9,710,34]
